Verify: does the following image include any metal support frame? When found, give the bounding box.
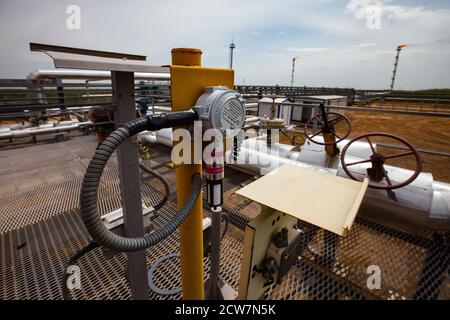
[229,39,235,69]
[112,71,148,300]
[290,56,299,92]
[56,79,69,120]
[208,206,222,299]
[390,47,402,92]
[28,43,166,300]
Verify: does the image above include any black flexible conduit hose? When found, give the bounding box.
[80,110,201,252]
[139,162,170,211]
[62,241,100,300]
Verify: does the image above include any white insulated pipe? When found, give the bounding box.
[139,129,450,234]
[0,122,90,140]
[27,69,170,81]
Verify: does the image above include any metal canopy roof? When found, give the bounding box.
[30,42,169,73]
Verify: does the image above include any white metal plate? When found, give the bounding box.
[45,51,169,73]
[236,164,369,236]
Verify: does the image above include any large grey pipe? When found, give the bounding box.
[80,110,202,252]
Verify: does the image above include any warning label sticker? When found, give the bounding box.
[220,98,244,130]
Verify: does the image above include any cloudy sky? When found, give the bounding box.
[0,0,449,89]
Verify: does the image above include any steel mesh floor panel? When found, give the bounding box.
[0,137,170,233]
[0,135,449,300]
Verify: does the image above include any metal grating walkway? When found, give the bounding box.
[0,136,449,300]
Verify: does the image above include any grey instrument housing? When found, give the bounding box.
[194,86,246,136]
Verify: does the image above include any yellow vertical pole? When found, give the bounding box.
[171,48,234,300]
[171,48,205,300]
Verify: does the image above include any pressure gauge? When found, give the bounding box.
[194,86,245,136]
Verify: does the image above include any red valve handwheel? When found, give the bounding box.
[340,133,422,190]
[304,112,352,146]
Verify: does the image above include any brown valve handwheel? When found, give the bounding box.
[340,133,422,190]
[304,112,352,145]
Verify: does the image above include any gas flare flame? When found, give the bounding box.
[397,44,408,49]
